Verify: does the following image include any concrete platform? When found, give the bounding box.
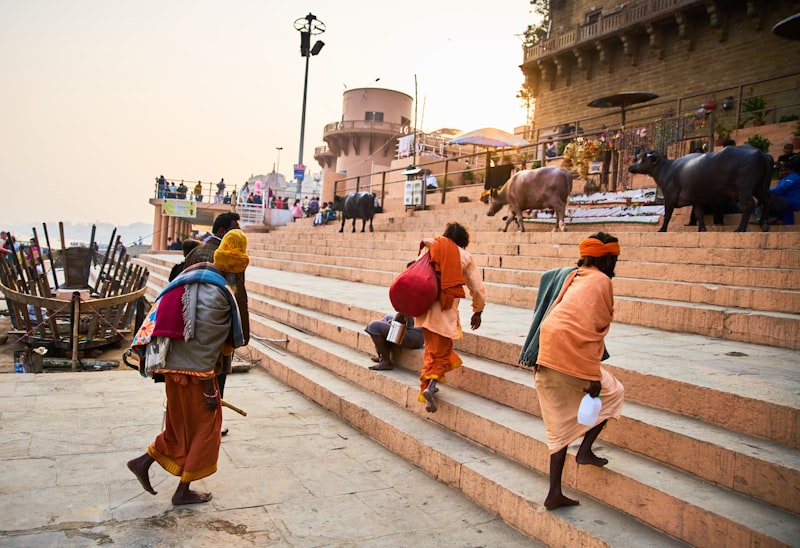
[0,366,539,547]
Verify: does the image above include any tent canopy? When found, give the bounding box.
[448,127,529,148]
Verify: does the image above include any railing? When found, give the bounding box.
[322,120,410,136]
[236,203,265,227]
[331,71,800,205]
[152,179,219,204]
[523,0,701,63]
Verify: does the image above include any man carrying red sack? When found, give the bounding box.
[414,222,486,413]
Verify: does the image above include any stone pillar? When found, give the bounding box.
[152,205,164,251]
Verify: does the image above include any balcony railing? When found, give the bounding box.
[322,120,410,137]
[524,0,701,63]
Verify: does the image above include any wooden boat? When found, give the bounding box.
[0,223,149,370]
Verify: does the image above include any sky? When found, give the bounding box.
[1,0,536,227]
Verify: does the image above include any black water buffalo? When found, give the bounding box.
[628,147,772,232]
[334,192,375,233]
[485,167,572,232]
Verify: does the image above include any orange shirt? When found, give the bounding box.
[415,245,485,340]
[536,266,614,381]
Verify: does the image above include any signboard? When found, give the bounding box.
[294,163,306,181]
[404,179,424,208]
[161,199,197,218]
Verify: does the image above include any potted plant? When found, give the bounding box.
[715,122,732,146]
[745,133,771,153]
[742,89,772,127]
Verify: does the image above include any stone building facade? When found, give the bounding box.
[521,0,800,142]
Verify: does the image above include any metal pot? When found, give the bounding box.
[386,320,407,344]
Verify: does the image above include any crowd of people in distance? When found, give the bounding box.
[154,176,339,217]
[1,231,48,269]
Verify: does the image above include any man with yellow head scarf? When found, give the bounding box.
[519,232,625,510]
[184,213,250,437]
[211,228,250,432]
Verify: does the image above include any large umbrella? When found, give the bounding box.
[448,127,530,148]
[772,13,800,40]
[587,91,659,126]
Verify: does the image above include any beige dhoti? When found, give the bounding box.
[534,365,624,454]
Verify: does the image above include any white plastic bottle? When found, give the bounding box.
[577,393,602,426]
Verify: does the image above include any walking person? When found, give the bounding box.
[183,213,249,436]
[414,222,485,413]
[126,262,245,505]
[519,232,625,510]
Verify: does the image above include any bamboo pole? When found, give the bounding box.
[41,223,59,290]
[93,228,116,293]
[71,291,80,371]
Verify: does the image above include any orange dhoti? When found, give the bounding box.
[418,328,463,401]
[148,373,222,483]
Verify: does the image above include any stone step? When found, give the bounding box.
[136,254,800,450]
[236,253,800,350]
[136,254,800,544]
[239,244,800,311]
[242,289,800,516]
[244,309,798,547]
[244,334,686,548]
[248,236,799,284]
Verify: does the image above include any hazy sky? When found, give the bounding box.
[1,1,535,226]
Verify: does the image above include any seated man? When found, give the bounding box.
[768,153,800,225]
[307,197,320,217]
[365,313,423,371]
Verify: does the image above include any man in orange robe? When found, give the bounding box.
[519,232,624,510]
[414,223,486,413]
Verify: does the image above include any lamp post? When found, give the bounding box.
[294,12,325,198]
[275,146,283,174]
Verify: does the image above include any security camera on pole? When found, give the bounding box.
[294,12,325,199]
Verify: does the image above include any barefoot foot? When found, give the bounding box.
[423,387,437,413]
[369,359,393,371]
[127,455,157,495]
[576,451,609,467]
[544,493,580,510]
[172,490,213,505]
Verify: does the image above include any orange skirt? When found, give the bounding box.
[148,374,222,483]
[418,328,463,400]
[534,365,624,454]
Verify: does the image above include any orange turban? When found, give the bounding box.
[214,229,249,273]
[579,237,620,257]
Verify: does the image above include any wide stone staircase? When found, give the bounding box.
[134,209,800,547]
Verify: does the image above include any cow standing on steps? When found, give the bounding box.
[334,192,375,233]
[627,147,772,232]
[484,167,572,232]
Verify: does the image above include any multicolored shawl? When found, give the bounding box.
[130,263,245,375]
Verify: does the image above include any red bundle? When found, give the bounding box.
[389,249,438,317]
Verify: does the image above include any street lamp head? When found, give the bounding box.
[295,13,325,57]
